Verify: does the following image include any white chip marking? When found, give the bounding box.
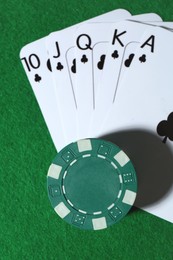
[70,159,77,166]
[82,154,91,158]
[117,189,122,198]
[54,202,70,218]
[119,175,123,183]
[47,164,62,179]
[111,162,117,169]
[107,203,114,210]
[97,155,106,159]
[67,199,73,207]
[78,209,87,214]
[63,171,67,179]
[122,190,137,205]
[92,217,107,230]
[114,151,130,167]
[62,185,66,194]
[77,139,92,152]
[93,211,102,215]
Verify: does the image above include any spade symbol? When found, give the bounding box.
[56,62,64,71]
[124,53,135,68]
[47,59,52,72]
[34,74,41,82]
[111,50,119,59]
[157,112,173,143]
[81,55,88,63]
[97,54,106,70]
[71,59,76,73]
[139,54,146,63]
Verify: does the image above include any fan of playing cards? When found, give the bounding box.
[20,9,173,224]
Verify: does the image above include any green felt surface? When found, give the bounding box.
[1,0,173,259]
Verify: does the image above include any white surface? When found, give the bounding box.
[46,9,131,147]
[92,217,107,230]
[90,21,158,137]
[122,190,137,205]
[47,164,62,179]
[54,202,70,218]
[77,139,92,152]
[20,38,66,151]
[74,14,162,140]
[114,150,130,167]
[91,22,173,138]
[99,25,173,223]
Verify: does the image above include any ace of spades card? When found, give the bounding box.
[98,25,173,223]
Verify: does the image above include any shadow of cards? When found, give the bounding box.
[100,129,173,208]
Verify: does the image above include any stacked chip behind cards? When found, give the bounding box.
[20,9,173,225]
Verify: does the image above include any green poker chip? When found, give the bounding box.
[47,138,137,230]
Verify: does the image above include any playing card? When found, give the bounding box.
[93,20,173,116]
[20,38,66,151]
[66,46,77,94]
[89,21,163,137]
[99,25,173,223]
[74,23,118,139]
[104,21,173,103]
[92,13,163,95]
[74,14,162,140]
[66,13,163,104]
[91,14,163,97]
[138,21,173,31]
[91,20,173,108]
[20,9,131,152]
[110,21,173,100]
[46,9,132,147]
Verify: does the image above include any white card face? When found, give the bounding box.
[20,38,66,151]
[91,23,173,129]
[74,23,117,140]
[127,13,162,23]
[99,26,173,223]
[89,21,162,138]
[66,46,77,94]
[20,10,163,152]
[139,21,173,30]
[110,21,173,100]
[46,9,132,146]
[46,31,79,146]
[74,14,162,140]
[92,15,164,99]
[20,9,131,152]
